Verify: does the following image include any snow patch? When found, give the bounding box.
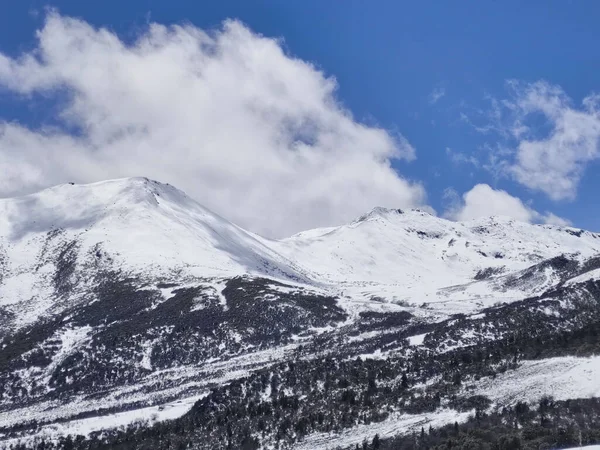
[0,394,205,448]
[293,408,472,450]
[408,333,427,346]
[467,355,600,406]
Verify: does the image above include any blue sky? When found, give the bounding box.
[1,1,599,236]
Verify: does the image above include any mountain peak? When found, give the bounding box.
[352,207,405,224]
[0,176,313,296]
[351,206,439,225]
[0,178,172,239]
[56,177,177,202]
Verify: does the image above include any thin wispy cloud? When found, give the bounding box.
[429,86,446,104]
[445,147,479,167]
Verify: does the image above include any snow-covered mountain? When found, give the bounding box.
[4,177,599,329]
[0,178,311,330]
[278,206,600,313]
[2,178,600,449]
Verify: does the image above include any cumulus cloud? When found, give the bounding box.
[462,81,600,202]
[444,184,571,226]
[0,12,425,238]
[507,81,600,201]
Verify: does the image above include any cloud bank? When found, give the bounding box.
[444,184,571,226]
[0,12,425,238]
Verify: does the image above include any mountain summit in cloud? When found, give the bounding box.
[0,12,425,238]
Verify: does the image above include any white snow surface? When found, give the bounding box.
[0,394,204,447]
[467,355,600,406]
[565,447,600,450]
[293,409,472,450]
[278,208,600,287]
[0,177,304,280]
[566,268,600,286]
[408,333,427,346]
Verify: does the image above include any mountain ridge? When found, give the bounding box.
[2,177,600,328]
[3,177,595,238]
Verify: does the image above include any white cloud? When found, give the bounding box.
[445,184,534,222]
[463,81,600,202]
[445,147,479,167]
[429,87,445,104]
[444,184,571,226]
[0,12,426,238]
[542,212,572,227]
[508,81,600,201]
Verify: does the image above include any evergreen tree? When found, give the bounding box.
[372,434,381,449]
[401,373,409,389]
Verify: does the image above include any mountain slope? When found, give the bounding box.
[1,178,600,449]
[281,206,600,285]
[0,177,309,330]
[279,207,600,316]
[6,178,599,332]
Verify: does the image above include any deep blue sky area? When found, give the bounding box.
[1,1,600,231]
